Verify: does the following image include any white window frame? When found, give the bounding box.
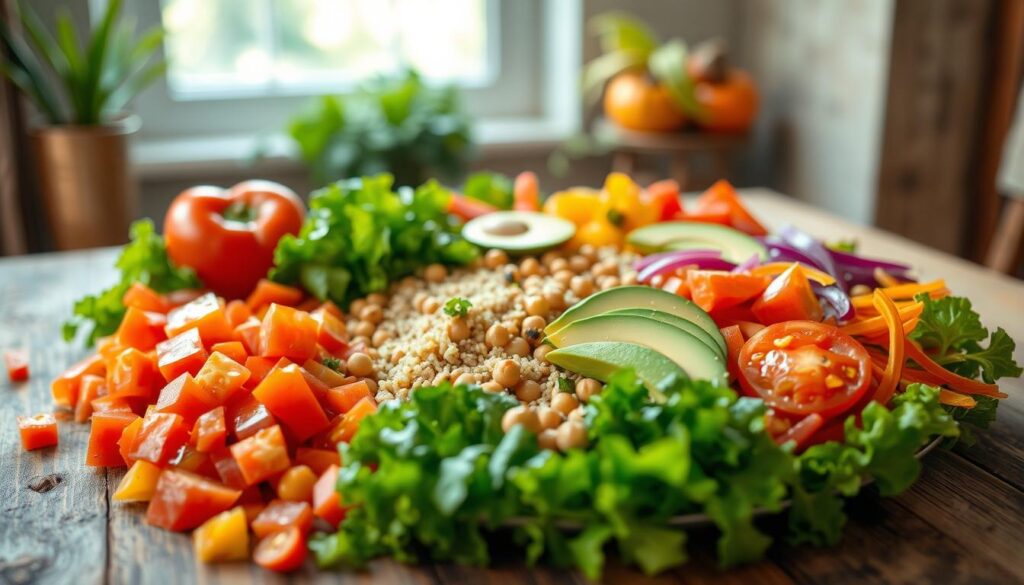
[86,0,583,178]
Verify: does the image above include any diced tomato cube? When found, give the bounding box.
[234,318,262,355]
[246,280,304,312]
[92,395,135,416]
[117,416,144,466]
[195,352,251,405]
[192,406,227,453]
[210,341,247,365]
[18,413,58,450]
[164,289,204,308]
[165,293,234,344]
[129,411,190,466]
[302,359,350,389]
[243,356,277,388]
[208,447,248,489]
[155,374,217,425]
[251,500,314,538]
[310,310,348,355]
[751,264,825,325]
[326,381,374,415]
[294,448,341,475]
[156,328,209,382]
[169,443,217,477]
[227,395,277,441]
[86,411,139,467]
[258,304,318,362]
[224,300,253,329]
[115,307,168,351]
[327,397,377,444]
[252,364,329,442]
[51,354,105,408]
[5,350,29,382]
[122,282,171,313]
[687,271,771,313]
[312,465,346,527]
[146,469,242,532]
[230,425,291,486]
[107,347,161,401]
[74,374,106,423]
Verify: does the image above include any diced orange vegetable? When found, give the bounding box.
[169,444,217,477]
[5,350,29,382]
[129,411,190,466]
[751,264,824,325]
[156,328,209,382]
[92,395,135,415]
[447,192,498,221]
[326,381,374,414]
[122,282,171,313]
[107,347,162,401]
[687,270,770,313]
[749,262,836,286]
[192,406,227,453]
[719,325,745,383]
[165,293,234,344]
[210,341,247,365]
[18,413,58,451]
[194,506,250,563]
[117,416,144,466]
[244,356,278,387]
[294,448,341,475]
[52,354,105,408]
[86,411,139,467]
[224,300,253,329]
[155,374,218,425]
[247,279,304,312]
[252,364,330,441]
[234,318,262,355]
[146,469,242,531]
[312,464,346,527]
[690,179,768,236]
[327,397,377,444]
[228,395,278,441]
[259,304,319,363]
[231,425,291,486]
[113,460,163,502]
[277,465,318,502]
[195,351,252,405]
[253,526,307,573]
[311,310,348,355]
[252,500,314,538]
[512,171,541,211]
[115,307,168,351]
[74,374,106,423]
[209,447,248,489]
[736,320,765,339]
[301,359,349,389]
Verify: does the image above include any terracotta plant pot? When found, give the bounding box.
[30,115,141,250]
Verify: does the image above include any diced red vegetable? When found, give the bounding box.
[191,406,227,453]
[146,469,242,531]
[251,500,314,538]
[116,307,169,351]
[155,374,218,425]
[165,293,234,344]
[18,413,58,451]
[129,411,190,466]
[312,464,346,527]
[86,411,139,467]
[230,425,291,486]
[5,350,29,382]
[259,304,319,363]
[246,279,304,312]
[252,364,329,442]
[156,328,209,382]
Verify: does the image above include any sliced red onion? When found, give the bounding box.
[638,253,736,283]
[732,254,762,273]
[635,249,720,272]
[827,248,915,286]
[759,237,828,272]
[827,248,911,273]
[812,282,855,322]
[777,225,840,279]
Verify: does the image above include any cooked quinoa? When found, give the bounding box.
[343,245,639,408]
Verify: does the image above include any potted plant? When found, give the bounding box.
[0,0,164,250]
[287,69,473,188]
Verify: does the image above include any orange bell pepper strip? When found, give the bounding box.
[512,171,541,211]
[18,413,59,451]
[687,270,771,313]
[112,460,164,502]
[193,507,250,563]
[749,262,837,286]
[252,500,315,538]
[5,350,29,382]
[311,309,349,355]
[117,416,144,466]
[252,364,330,441]
[326,381,374,414]
[312,464,346,528]
[751,264,824,325]
[165,293,235,344]
[903,341,1007,398]
[86,411,139,467]
[52,353,105,408]
[122,282,171,314]
[246,279,305,312]
[230,425,291,486]
[302,359,350,389]
[259,304,320,363]
[234,318,263,355]
[447,192,498,221]
[869,290,905,406]
[146,469,242,531]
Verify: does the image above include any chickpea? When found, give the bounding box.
[506,337,530,357]
[533,344,554,363]
[551,391,579,416]
[520,257,542,277]
[514,379,542,403]
[555,421,589,451]
[570,276,594,298]
[421,297,440,314]
[540,250,562,268]
[569,255,591,273]
[524,296,549,317]
[575,378,602,403]
[502,406,541,434]
[424,263,448,283]
[412,292,429,312]
[366,292,388,307]
[549,257,569,273]
[347,352,374,377]
[485,323,510,348]
[492,359,521,388]
[481,381,504,393]
[353,320,376,338]
[521,315,546,345]
[599,276,621,290]
[277,465,317,502]
[359,304,383,324]
[350,336,371,349]
[544,289,565,311]
[447,317,470,342]
[554,269,574,286]
[537,429,559,450]
[348,299,367,318]
[578,244,598,261]
[362,377,378,393]
[621,272,639,286]
[484,249,509,268]
[537,406,562,430]
[454,373,477,386]
[593,260,619,277]
[371,330,390,347]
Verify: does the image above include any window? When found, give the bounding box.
[115,0,582,173]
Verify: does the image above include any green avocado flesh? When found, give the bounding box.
[546,342,686,396]
[547,313,727,385]
[627,221,767,263]
[603,308,725,361]
[462,211,575,254]
[545,286,726,356]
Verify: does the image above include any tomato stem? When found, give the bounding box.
[222,201,257,223]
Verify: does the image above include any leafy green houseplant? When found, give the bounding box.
[0,0,164,249]
[288,70,474,188]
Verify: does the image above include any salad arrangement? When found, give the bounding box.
[16,171,1020,578]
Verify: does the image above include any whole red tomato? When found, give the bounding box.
[164,181,305,299]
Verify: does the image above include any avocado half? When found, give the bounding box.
[546,341,686,399]
[627,221,766,263]
[462,211,576,255]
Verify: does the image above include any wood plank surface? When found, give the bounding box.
[1,191,1022,585]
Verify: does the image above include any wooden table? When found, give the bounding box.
[2,191,1022,585]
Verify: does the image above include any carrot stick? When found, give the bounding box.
[512,171,540,212]
[938,389,977,408]
[870,289,904,405]
[903,341,1008,398]
[447,193,497,221]
[874,268,902,288]
[841,302,924,337]
[850,280,947,307]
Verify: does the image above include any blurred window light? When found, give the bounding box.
[160,0,494,100]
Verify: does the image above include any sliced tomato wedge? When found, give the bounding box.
[738,321,872,419]
[253,526,308,572]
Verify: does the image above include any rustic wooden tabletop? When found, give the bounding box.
[1,191,1022,585]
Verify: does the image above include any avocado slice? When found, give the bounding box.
[603,308,725,361]
[546,342,686,398]
[627,221,767,263]
[546,286,726,357]
[462,211,576,255]
[547,313,727,385]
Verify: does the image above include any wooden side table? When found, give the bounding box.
[595,118,749,189]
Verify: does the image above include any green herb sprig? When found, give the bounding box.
[443,297,472,317]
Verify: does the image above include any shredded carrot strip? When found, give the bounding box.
[903,341,1008,398]
[749,262,836,286]
[841,302,924,337]
[870,290,904,405]
[874,268,902,288]
[938,389,976,408]
[851,280,947,307]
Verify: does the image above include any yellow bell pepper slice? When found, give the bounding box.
[112,460,162,502]
[193,506,250,563]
